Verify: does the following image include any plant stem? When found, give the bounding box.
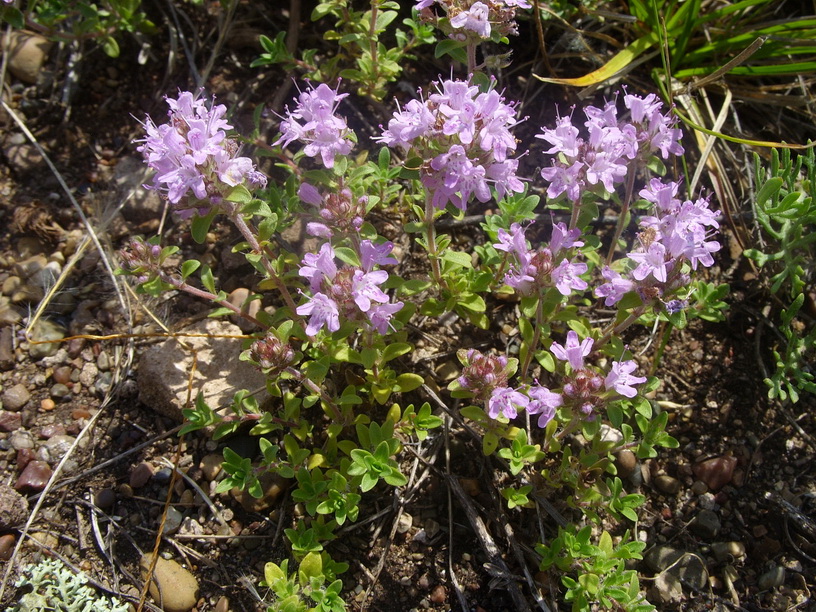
[605,164,638,265]
[467,43,477,74]
[230,211,303,327]
[163,274,266,329]
[520,297,544,382]
[424,193,444,289]
[597,304,648,347]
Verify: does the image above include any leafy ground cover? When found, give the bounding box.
[0,1,815,611]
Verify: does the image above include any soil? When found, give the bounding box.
[1,2,815,612]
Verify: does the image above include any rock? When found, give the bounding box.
[0,410,22,432]
[645,545,685,573]
[689,509,721,539]
[693,455,738,491]
[231,472,289,512]
[28,319,66,359]
[49,383,71,399]
[758,566,785,590]
[200,453,223,481]
[52,365,73,384]
[15,460,52,493]
[0,483,29,529]
[2,383,31,411]
[40,434,77,463]
[114,156,165,224]
[130,462,154,488]
[0,297,23,326]
[0,327,14,370]
[397,513,413,534]
[227,287,261,331]
[0,534,15,560]
[10,430,34,450]
[615,449,637,479]
[94,488,116,510]
[214,596,230,612]
[137,319,269,422]
[651,569,683,604]
[654,474,681,495]
[430,585,447,604]
[459,477,481,497]
[711,541,746,563]
[140,553,199,612]
[4,31,54,84]
[162,506,184,534]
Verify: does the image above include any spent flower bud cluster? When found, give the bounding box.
[274,82,354,169]
[249,334,296,374]
[298,182,366,239]
[377,77,524,210]
[136,90,267,218]
[118,236,166,284]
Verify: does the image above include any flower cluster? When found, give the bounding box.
[415,0,532,40]
[595,178,721,309]
[550,331,646,417]
[296,241,403,336]
[494,221,587,297]
[136,90,267,218]
[537,92,684,202]
[118,236,165,284]
[298,182,366,238]
[274,82,354,169]
[454,349,562,427]
[377,77,524,210]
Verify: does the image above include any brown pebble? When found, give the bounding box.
[653,474,681,495]
[40,398,56,411]
[615,449,637,479]
[71,408,91,419]
[94,488,116,510]
[753,525,768,538]
[15,460,52,493]
[430,585,446,604]
[693,455,737,491]
[214,596,230,612]
[130,462,154,488]
[118,483,134,498]
[459,477,481,497]
[52,366,73,384]
[0,534,16,560]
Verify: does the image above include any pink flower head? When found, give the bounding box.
[526,385,562,428]
[595,266,635,306]
[605,360,647,398]
[275,82,354,168]
[297,292,341,336]
[450,2,491,38]
[488,386,529,420]
[550,331,593,371]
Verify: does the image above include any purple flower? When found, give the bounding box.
[628,241,670,282]
[595,266,635,306]
[550,331,593,371]
[450,2,491,38]
[551,259,588,296]
[488,386,529,420]
[494,223,529,258]
[352,269,389,312]
[297,292,341,336]
[526,385,562,428]
[549,222,584,255]
[360,240,398,271]
[368,301,404,334]
[135,90,265,215]
[299,242,338,292]
[378,77,522,211]
[275,82,354,168]
[605,360,647,398]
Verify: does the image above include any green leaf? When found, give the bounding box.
[395,373,424,393]
[190,211,216,244]
[181,259,201,280]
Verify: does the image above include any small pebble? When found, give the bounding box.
[49,383,71,399]
[95,488,116,510]
[130,462,154,488]
[430,585,446,604]
[2,383,31,411]
[712,541,746,563]
[40,398,56,411]
[0,534,16,560]
[214,596,230,612]
[0,411,22,432]
[52,366,73,384]
[15,460,52,493]
[758,566,785,590]
[691,480,708,495]
[654,474,681,495]
[200,453,222,481]
[615,449,637,479]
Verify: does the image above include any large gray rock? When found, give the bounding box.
[0,483,29,529]
[137,319,268,421]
